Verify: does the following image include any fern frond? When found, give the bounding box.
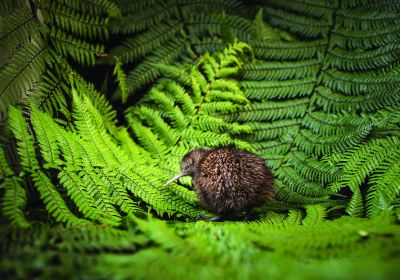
[301,112,366,136]
[264,0,335,19]
[79,167,122,226]
[32,171,88,226]
[193,115,252,135]
[224,99,308,122]
[8,106,40,172]
[286,151,339,184]
[166,184,198,206]
[0,147,13,179]
[331,24,400,49]
[250,39,326,60]
[294,124,372,157]
[56,0,121,17]
[26,70,70,118]
[110,1,176,34]
[367,162,400,217]
[71,89,119,165]
[49,28,103,65]
[301,204,328,226]
[0,0,25,16]
[125,116,168,159]
[327,43,400,71]
[0,41,49,113]
[132,106,179,146]
[0,6,40,55]
[58,167,107,223]
[253,141,291,168]
[123,40,183,96]
[251,9,281,41]
[264,6,332,38]
[277,167,333,198]
[320,68,399,95]
[275,184,331,206]
[73,77,118,129]
[314,86,400,113]
[331,137,400,193]
[118,167,203,217]
[242,78,315,100]
[247,119,300,141]
[54,128,89,165]
[184,13,252,41]
[346,187,364,217]
[111,22,182,64]
[98,168,140,215]
[1,176,30,228]
[42,2,109,40]
[242,59,321,80]
[178,0,245,15]
[30,108,63,169]
[343,0,400,10]
[113,57,128,103]
[337,9,400,30]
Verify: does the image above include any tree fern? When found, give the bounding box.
[1,1,400,279]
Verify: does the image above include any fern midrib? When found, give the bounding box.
[327,44,400,60]
[323,70,399,86]
[241,99,309,112]
[35,171,81,223]
[0,45,47,98]
[268,0,336,10]
[305,113,361,129]
[33,75,65,109]
[336,10,400,22]
[266,6,332,28]
[0,15,36,41]
[251,40,328,50]
[250,60,321,70]
[20,117,36,172]
[251,121,302,132]
[43,7,106,27]
[35,113,57,164]
[10,179,23,219]
[244,80,314,90]
[332,24,400,38]
[50,31,98,52]
[83,169,118,219]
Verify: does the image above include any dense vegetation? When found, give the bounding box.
[1,0,400,279]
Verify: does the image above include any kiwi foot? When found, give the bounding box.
[198,214,225,222]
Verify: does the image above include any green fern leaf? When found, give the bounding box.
[8,106,40,172]
[1,176,30,228]
[30,108,63,168]
[32,171,88,226]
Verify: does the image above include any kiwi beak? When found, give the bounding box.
[163,171,189,187]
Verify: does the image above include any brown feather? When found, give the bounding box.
[176,147,275,215]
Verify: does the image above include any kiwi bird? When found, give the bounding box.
[163,147,275,221]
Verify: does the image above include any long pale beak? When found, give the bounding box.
[163,171,189,187]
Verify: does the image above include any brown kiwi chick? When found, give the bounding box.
[164,147,275,221]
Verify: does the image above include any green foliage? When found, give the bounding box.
[1,213,399,279]
[1,0,400,279]
[0,0,118,120]
[0,146,30,228]
[113,56,128,103]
